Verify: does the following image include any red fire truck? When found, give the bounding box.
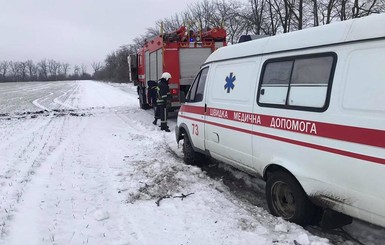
[129,26,226,110]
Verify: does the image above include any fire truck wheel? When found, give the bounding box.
[266,171,317,226]
[138,87,149,109]
[183,135,204,165]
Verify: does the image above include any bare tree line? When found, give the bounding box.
[145,0,385,43]
[0,59,92,82]
[94,0,384,83]
[92,46,133,83]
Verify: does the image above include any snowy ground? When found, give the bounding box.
[0,80,384,245]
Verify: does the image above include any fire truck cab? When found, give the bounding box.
[130,26,226,110]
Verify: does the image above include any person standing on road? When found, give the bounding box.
[147,80,159,125]
[157,72,172,132]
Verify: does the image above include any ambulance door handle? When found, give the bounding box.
[260,89,265,95]
[212,132,219,143]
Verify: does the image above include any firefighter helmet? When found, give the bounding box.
[161,72,172,80]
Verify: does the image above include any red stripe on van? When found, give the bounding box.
[179,104,205,114]
[179,105,385,149]
[179,114,385,165]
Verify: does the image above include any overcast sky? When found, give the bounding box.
[0,0,205,72]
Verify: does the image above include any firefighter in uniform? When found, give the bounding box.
[157,72,172,132]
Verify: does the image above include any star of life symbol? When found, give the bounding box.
[224,72,236,93]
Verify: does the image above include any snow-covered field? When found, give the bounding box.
[0,80,384,245]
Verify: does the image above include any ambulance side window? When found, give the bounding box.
[186,67,208,103]
[258,53,336,112]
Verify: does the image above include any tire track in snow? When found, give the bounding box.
[30,83,79,111]
[3,114,89,245]
[0,118,52,151]
[0,82,77,113]
[44,112,135,244]
[52,84,79,110]
[0,115,68,238]
[2,111,139,244]
[32,93,52,111]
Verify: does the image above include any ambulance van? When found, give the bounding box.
[175,13,385,228]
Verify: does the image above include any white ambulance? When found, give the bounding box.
[175,13,385,228]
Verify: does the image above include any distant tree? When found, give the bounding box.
[38,59,48,80]
[0,61,9,81]
[91,62,102,73]
[311,0,319,26]
[73,65,80,77]
[26,60,37,81]
[0,59,95,82]
[187,0,217,30]
[226,2,249,42]
[80,64,92,79]
[9,62,20,81]
[48,59,60,80]
[61,62,70,78]
[19,61,28,81]
[352,0,381,18]
[81,64,87,75]
[93,46,130,82]
[239,0,267,35]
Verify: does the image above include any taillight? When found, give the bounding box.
[170,89,179,101]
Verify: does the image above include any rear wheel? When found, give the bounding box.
[266,171,317,226]
[182,135,204,165]
[138,86,150,109]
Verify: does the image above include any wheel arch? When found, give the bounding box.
[176,122,207,155]
[263,163,318,200]
[176,122,189,144]
[263,163,310,197]
[263,164,296,182]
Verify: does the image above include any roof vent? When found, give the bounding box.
[238,34,268,43]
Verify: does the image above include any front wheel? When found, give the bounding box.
[182,134,204,165]
[266,171,318,226]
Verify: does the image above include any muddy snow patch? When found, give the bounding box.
[121,157,206,205]
[0,109,92,120]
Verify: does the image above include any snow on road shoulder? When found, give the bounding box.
[106,101,331,245]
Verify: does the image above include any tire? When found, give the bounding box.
[138,87,149,109]
[265,171,317,226]
[182,135,204,165]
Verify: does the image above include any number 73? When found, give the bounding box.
[192,123,199,136]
